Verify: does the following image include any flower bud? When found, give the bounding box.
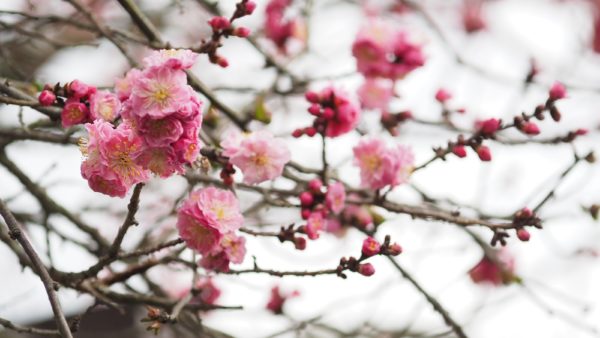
[435,88,452,103]
[308,179,322,193]
[299,191,314,207]
[479,118,501,135]
[216,57,229,68]
[244,1,257,14]
[358,263,375,276]
[476,145,492,161]
[233,27,251,38]
[322,107,335,119]
[305,91,320,103]
[308,104,321,115]
[387,243,403,256]
[293,237,306,250]
[208,16,230,30]
[292,129,303,138]
[301,208,311,220]
[304,127,317,137]
[521,122,540,135]
[549,82,566,101]
[517,228,530,241]
[452,145,467,158]
[549,106,561,122]
[38,90,56,106]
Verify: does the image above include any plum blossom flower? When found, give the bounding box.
[353,138,414,189]
[357,78,394,110]
[62,99,89,128]
[129,65,190,118]
[90,90,121,122]
[305,212,325,240]
[177,187,244,255]
[264,0,305,53]
[325,182,346,215]
[352,20,424,80]
[469,250,516,286]
[115,68,142,101]
[142,49,199,70]
[223,130,291,184]
[266,286,299,314]
[80,120,149,197]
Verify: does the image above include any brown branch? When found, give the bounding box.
[0,317,60,336]
[0,199,73,338]
[387,257,468,338]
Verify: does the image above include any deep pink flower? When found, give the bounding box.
[86,173,128,198]
[362,237,381,257]
[199,251,231,272]
[38,90,56,106]
[225,130,291,184]
[357,78,394,110]
[138,116,184,147]
[264,0,304,52]
[353,138,414,189]
[435,88,452,103]
[68,80,96,100]
[325,182,346,215]
[90,90,121,122]
[129,66,190,118]
[358,263,375,276]
[61,99,89,128]
[469,250,515,286]
[549,82,567,101]
[142,49,199,70]
[266,286,299,314]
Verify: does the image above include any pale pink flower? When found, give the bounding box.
[90,90,121,122]
[305,212,325,240]
[177,187,244,255]
[129,66,190,118]
[353,138,414,189]
[98,124,149,186]
[219,232,246,264]
[469,250,516,286]
[226,130,291,184]
[357,78,394,110]
[325,182,346,215]
[142,49,199,70]
[115,68,142,101]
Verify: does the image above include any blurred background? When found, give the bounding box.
[1,0,600,337]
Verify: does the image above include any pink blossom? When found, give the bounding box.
[138,116,184,147]
[357,78,394,110]
[549,82,567,101]
[322,87,361,138]
[114,68,142,101]
[266,286,299,314]
[61,99,89,128]
[469,250,516,286]
[352,21,425,79]
[358,263,375,276]
[353,138,414,189]
[38,90,56,106]
[134,146,183,178]
[325,182,346,215]
[177,187,244,254]
[264,0,304,52]
[129,65,190,118]
[90,90,121,122]
[142,49,199,70]
[192,278,221,305]
[476,118,501,135]
[462,1,486,33]
[68,79,96,100]
[225,130,291,184]
[219,232,246,264]
[362,237,381,257]
[435,88,452,103]
[80,120,149,197]
[305,212,325,240]
[199,251,231,272]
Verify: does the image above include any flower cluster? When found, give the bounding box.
[298,179,346,240]
[352,20,425,80]
[119,49,203,178]
[177,187,246,272]
[293,87,361,138]
[353,138,414,190]
[264,0,305,53]
[336,235,403,278]
[79,120,149,197]
[221,129,291,184]
[39,80,122,128]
